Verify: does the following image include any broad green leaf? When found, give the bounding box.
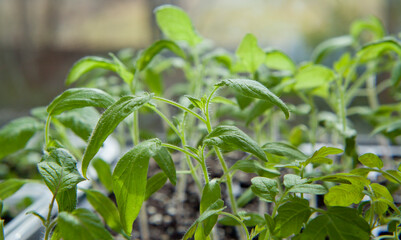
[82,189,123,234]
[302,146,343,167]
[211,96,236,106]
[229,160,280,178]
[145,172,167,201]
[92,158,113,192]
[55,108,99,141]
[216,79,289,118]
[143,69,163,96]
[183,200,226,240]
[262,142,307,160]
[0,117,42,159]
[371,183,393,215]
[350,16,385,41]
[47,88,115,116]
[357,39,401,63]
[110,53,134,84]
[58,208,113,240]
[65,56,116,85]
[391,61,401,88]
[56,187,77,212]
[312,173,370,187]
[324,184,364,206]
[289,184,328,195]
[195,179,221,239]
[38,148,84,194]
[204,125,267,162]
[0,179,29,200]
[274,198,311,238]
[153,146,176,185]
[294,64,335,91]
[382,169,401,184]
[246,100,273,125]
[251,177,278,202]
[137,40,186,71]
[235,93,253,110]
[358,153,383,169]
[265,49,296,73]
[311,36,353,63]
[300,207,370,240]
[82,93,153,178]
[112,139,161,235]
[283,174,307,188]
[236,33,266,73]
[154,5,202,46]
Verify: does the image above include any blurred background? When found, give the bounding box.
[0,0,400,125]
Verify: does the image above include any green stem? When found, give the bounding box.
[161,143,201,163]
[200,146,210,184]
[146,104,181,138]
[45,115,52,147]
[220,212,251,240]
[44,192,57,240]
[152,96,206,124]
[204,86,238,214]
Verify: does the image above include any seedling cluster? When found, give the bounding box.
[1,5,401,240]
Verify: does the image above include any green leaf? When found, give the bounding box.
[235,33,266,73]
[58,208,113,240]
[65,56,116,85]
[47,88,115,116]
[56,187,77,212]
[300,207,370,240]
[112,139,161,235]
[251,177,278,202]
[55,108,99,141]
[153,146,176,185]
[265,49,296,73]
[92,158,113,192]
[391,61,401,88]
[289,184,328,195]
[195,179,221,238]
[38,148,84,194]
[311,36,353,63]
[110,53,134,84]
[324,184,364,206]
[0,179,29,200]
[0,117,42,159]
[274,198,312,238]
[137,40,186,71]
[357,39,401,63]
[370,183,393,215]
[145,172,167,201]
[183,200,226,240]
[143,69,163,96]
[358,153,383,169]
[302,146,343,167]
[186,95,203,109]
[350,16,385,41]
[262,142,307,160]
[229,160,280,178]
[283,174,308,188]
[216,79,289,118]
[294,64,336,92]
[204,125,267,162]
[382,169,401,184]
[82,189,123,234]
[154,5,202,46]
[82,93,153,178]
[246,100,273,125]
[312,173,370,187]
[219,212,265,227]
